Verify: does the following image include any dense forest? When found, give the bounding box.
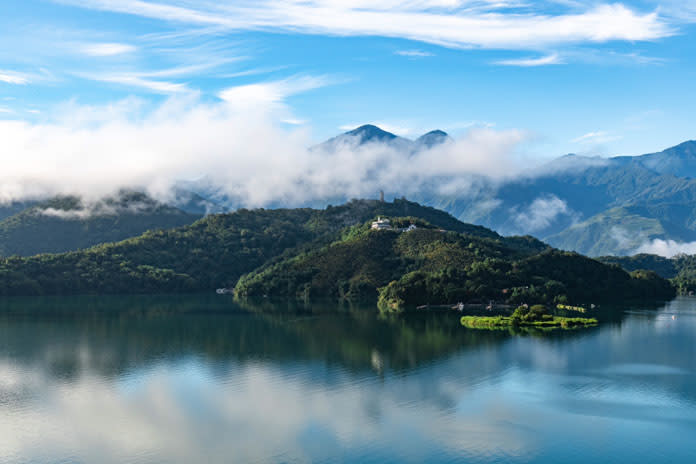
[236,218,675,309]
[0,199,501,296]
[0,198,675,305]
[0,192,200,256]
[598,253,696,294]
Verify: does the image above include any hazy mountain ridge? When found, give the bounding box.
[0,191,201,257]
[2,124,695,259]
[0,198,673,303]
[174,128,696,257]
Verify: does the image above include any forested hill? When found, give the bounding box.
[598,253,696,294]
[235,218,675,309]
[0,192,201,257]
[0,199,506,296]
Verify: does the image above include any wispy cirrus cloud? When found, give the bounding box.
[52,1,674,50]
[494,53,563,67]
[0,70,29,85]
[572,130,623,144]
[218,75,332,106]
[82,42,137,56]
[76,59,244,94]
[78,73,189,94]
[395,49,434,58]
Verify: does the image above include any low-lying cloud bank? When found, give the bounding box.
[0,96,533,208]
[635,239,696,258]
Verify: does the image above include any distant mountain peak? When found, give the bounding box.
[343,124,398,143]
[416,130,450,148]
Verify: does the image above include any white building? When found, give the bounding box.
[371,217,392,230]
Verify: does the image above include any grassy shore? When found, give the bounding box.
[460,315,598,330]
[460,304,598,330]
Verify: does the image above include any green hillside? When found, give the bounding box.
[598,253,696,294]
[0,199,499,296]
[0,192,200,257]
[544,207,667,256]
[235,217,674,309]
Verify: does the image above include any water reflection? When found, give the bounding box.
[0,296,695,463]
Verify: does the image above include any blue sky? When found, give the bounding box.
[1,0,695,160]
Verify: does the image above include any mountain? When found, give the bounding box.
[0,200,36,222]
[0,199,673,306]
[0,199,495,295]
[597,253,696,294]
[615,140,696,178]
[0,191,200,257]
[234,215,673,307]
[415,130,451,149]
[343,124,399,144]
[316,124,450,153]
[407,140,696,257]
[310,126,696,257]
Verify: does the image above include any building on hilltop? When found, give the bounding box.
[371,217,392,230]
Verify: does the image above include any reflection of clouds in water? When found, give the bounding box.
[2,298,696,462]
[0,359,539,463]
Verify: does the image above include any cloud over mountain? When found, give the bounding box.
[0,96,531,207]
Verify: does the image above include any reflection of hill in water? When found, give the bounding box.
[0,295,663,380]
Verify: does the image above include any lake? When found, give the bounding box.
[1,295,695,463]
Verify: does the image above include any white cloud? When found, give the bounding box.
[0,94,530,206]
[77,60,244,94]
[82,42,137,56]
[53,1,673,50]
[635,239,696,258]
[494,53,563,67]
[0,70,29,85]
[218,75,331,107]
[572,130,622,144]
[0,107,13,114]
[514,195,571,232]
[395,49,434,57]
[281,118,306,125]
[80,74,189,94]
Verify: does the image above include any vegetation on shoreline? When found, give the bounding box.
[598,253,696,294]
[0,199,496,296]
[0,198,677,305]
[460,305,598,330]
[236,216,675,308]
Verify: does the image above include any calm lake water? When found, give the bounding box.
[1,295,695,463]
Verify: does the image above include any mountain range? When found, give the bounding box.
[1,124,696,259]
[0,192,201,256]
[321,126,696,257]
[0,198,673,304]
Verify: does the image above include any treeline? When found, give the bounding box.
[0,192,200,257]
[0,199,495,296]
[598,253,696,294]
[236,220,675,309]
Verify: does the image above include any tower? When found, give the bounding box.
[379,190,385,202]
